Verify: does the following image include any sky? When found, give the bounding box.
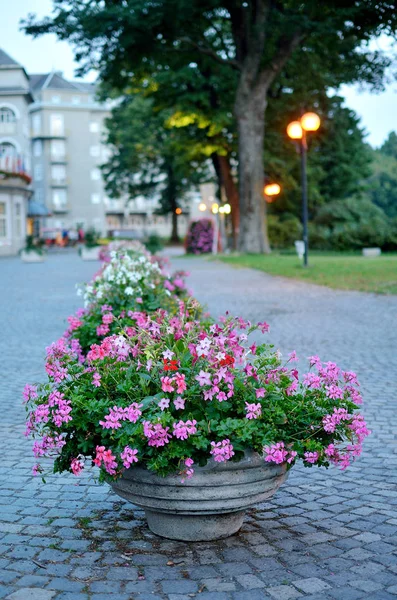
[2,0,397,148]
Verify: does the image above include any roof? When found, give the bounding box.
[0,49,20,68]
[30,71,98,93]
[29,74,49,92]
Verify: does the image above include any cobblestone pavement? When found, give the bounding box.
[1,252,397,600]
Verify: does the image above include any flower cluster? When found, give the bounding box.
[67,247,198,355]
[185,218,214,254]
[25,245,370,484]
[25,305,370,483]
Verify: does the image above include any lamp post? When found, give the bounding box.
[287,112,320,267]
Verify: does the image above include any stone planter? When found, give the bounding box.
[20,250,45,263]
[110,452,288,541]
[81,246,100,261]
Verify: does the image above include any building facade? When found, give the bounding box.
[0,49,32,255]
[0,48,201,247]
[29,72,111,234]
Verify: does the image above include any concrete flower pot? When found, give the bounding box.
[110,452,288,541]
[20,250,45,263]
[81,246,100,261]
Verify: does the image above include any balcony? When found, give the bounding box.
[31,132,67,140]
[50,179,68,187]
[50,155,68,164]
[52,205,69,214]
[0,122,16,135]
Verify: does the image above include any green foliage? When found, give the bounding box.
[144,234,164,254]
[84,228,101,248]
[23,235,45,255]
[311,198,389,250]
[364,137,397,219]
[22,0,397,252]
[268,214,302,250]
[101,94,210,242]
[265,95,372,219]
[217,253,397,295]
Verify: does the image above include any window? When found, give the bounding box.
[34,164,43,181]
[0,107,16,123]
[50,114,64,136]
[51,139,66,160]
[15,203,22,237]
[51,164,66,183]
[71,96,81,105]
[89,121,99,133]
[0,141,17,158]
[91,168,100,181]
[91,193,101,204]
[34,189,43,204]
[0,202,7,238]
[33,140,42,157]
[32,114,41,136]
[90,145,100,157]
[52,95,61,104]
[52,189,68,210]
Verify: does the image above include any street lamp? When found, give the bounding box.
[287,111,321,267]
[264,183,281,203]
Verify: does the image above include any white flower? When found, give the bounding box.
[125,286,134,295]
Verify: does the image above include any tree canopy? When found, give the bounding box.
[23,1,397,252]
[102,95,210,241]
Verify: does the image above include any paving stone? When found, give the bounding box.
[200,578,236,592]
[5,590,56,600]
[293,577,332,594]
[161,579,199,594]
[350,579,384,592]
[1,254,397,600]
[235,574,266,589]
[267,584,303,599]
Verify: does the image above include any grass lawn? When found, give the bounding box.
[216,252,397,294]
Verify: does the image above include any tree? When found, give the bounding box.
[23,1,396,252]
[102,95,209,242]
[380,131,397,159]
[364,136,397,219]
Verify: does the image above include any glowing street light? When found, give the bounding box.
[264,183,281,202]
[175,207,182,215]
[286,121,303,140]
[287,111,321,267]
[301,112,321,132]
[211,202,219,214]
[198,202,207,212]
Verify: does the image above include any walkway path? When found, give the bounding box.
[1,252,396,600]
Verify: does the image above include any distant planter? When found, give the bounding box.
[111,453,288,541]
[81,246,101,261]
[20,249,45,263]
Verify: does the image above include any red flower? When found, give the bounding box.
[220,354,235,367]
[163,359,179,372]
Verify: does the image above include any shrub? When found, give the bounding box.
[145,233,164,254]
[186,219,214,254]
[311,198,389,250]
[268,214,303,249]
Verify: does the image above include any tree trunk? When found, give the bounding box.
[235,83,270,254]
[170,208,179,243]
[212,154,240,250]
[217,154,239,250]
